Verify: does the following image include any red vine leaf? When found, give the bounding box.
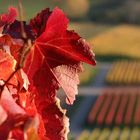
[0,86,25,115]
[23,7,96,139]
[0,86,28,140]
[0,7,17,28]
[53,64,82,104]
[25,7,96,103]
[0,49,17,86]
[30,8,52,37]
[0,105,7,125]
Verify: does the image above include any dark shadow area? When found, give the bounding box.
[96,55,140,62]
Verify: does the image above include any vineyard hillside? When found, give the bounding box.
[90,25,140,61]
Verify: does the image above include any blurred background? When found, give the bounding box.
[1,0,140,140]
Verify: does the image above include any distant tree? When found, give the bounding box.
[87,0,140,23]
[65,0,90,20]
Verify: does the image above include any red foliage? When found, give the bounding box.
[0,7,96,140]
[0,7,17,28]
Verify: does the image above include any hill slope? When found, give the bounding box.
[90,25,140,61]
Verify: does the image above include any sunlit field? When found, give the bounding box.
[106,61,140,85]
[90,25,140,61]
[77,127,140,140]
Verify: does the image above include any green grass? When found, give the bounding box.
[0,0,65,20]
[79,65,98,86]
[68,133,74,140]
[90,25,140,62]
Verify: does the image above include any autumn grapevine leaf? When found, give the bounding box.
[0,6,96,140]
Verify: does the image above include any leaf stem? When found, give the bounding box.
[18,0,26,39]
